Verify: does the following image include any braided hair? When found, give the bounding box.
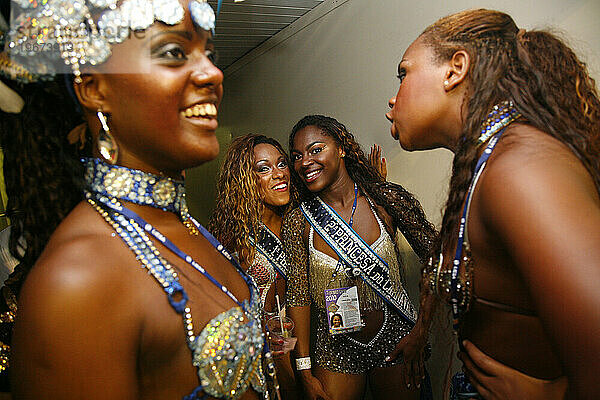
[420,9,600,263]
[289,115,436,258]
[0,76,88,388]
[0,78,87,292]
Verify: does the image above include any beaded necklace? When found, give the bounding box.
[84,158,200,235]
[83,157,257,325]
[477,100,521,145]
[83,158,276,399]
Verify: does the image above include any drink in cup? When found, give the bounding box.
[267,316,297,353]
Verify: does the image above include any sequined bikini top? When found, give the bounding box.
[308,198,404,313]
[247,250,277,308]
[83,158,267,400]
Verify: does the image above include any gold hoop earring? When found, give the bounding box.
[97,110,118,164]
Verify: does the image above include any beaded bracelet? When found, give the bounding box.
[295,357,312,370]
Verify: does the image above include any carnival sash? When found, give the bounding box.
[249,224,289,280]
[301,196,417,325]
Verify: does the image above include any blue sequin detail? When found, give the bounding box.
[84,157,187,218]
[84,159,267,400]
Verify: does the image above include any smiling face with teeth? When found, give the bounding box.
[290,125,346,193]
[78,1,224,178]
[253,143,291,208]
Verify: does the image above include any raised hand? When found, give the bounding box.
[368,144,387,179]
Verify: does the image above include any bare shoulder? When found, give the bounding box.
[479,124,599,218]
[474,126,600,396]
[475,123,600,276]
[11,201,147,397]
[25,201,142,300]
[15,201,146,344]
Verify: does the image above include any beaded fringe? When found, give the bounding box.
[310,236,405,313]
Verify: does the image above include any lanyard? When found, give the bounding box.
[348,182,359,227]
[91,192,252,308]
[450,128,506,330]
[328,182,358,280]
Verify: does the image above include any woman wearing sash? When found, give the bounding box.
[210,134,300,399]
[0,1,272,399]
[283,115,437,400]
[385,9,600,399]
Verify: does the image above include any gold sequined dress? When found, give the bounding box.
[282,182,436,373]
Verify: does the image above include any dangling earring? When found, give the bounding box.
[97,109,118,164]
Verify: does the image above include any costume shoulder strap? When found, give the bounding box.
[281,207,310,307]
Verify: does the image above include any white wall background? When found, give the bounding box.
[216,0,600,225]
[188,0,600,397]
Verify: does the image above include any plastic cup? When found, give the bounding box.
[267,316,296,353]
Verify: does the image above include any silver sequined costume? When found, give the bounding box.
[247,250,278,309]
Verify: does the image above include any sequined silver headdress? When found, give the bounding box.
[3,0,218,83]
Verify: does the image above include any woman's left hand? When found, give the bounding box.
[385,325,427,389]
[459,340,568,400]
[268,335,285,358]
[368,144,387,180]
[267,334,297,358]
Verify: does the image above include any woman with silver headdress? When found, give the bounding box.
[0,1,274,399]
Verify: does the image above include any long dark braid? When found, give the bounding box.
[0,79,85,289]
[0,77,87,388]
[421,9,600,262]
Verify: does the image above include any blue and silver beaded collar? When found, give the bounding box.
[477,100,521,144]
[83,157,189,220]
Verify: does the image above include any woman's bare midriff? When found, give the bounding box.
[347,309,385,343]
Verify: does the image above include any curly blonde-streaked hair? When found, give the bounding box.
[209,134,294,265]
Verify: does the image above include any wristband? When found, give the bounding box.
[295,356,311,370]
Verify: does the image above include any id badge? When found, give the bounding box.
[324,286,363,335]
